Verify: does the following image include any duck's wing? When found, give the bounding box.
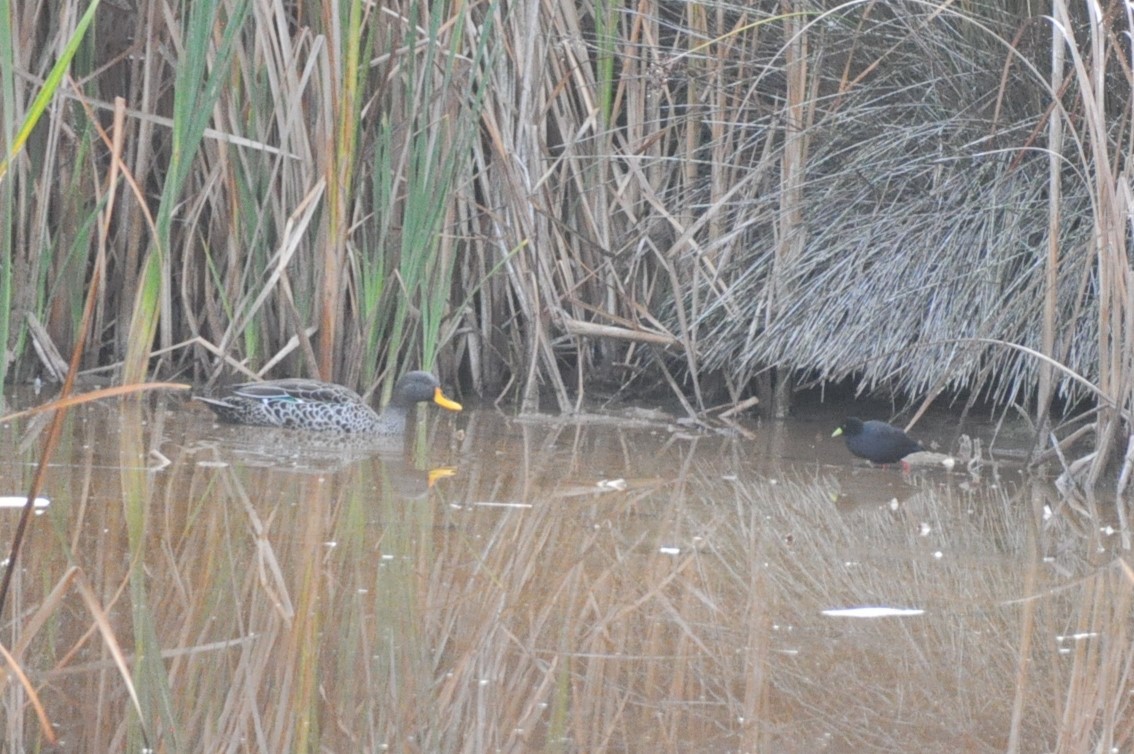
[226,379,365,405]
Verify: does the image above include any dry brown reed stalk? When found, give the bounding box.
[768,8,815,417]
[1035,5,1067,445]
[0,639,55,743]
[1046,0,1134,486]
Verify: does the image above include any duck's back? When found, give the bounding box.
[197,379,384,432]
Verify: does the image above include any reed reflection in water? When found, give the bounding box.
[0,397,1128,752]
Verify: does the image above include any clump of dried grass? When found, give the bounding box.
[669,5,1053,384]
[638,2,1125,480]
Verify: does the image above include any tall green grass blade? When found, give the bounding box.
[316,0,366,378]
[358,116,394,388]
[594,0,619,124]
[0,0,13,393]
[0,0,101,179]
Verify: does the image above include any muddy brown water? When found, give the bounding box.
[0,390,1128,752]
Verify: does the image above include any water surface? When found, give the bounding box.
[0,391,1128,752]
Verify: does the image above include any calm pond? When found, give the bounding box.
[0,389,1128,752]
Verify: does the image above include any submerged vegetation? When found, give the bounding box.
[2,1,1133,483]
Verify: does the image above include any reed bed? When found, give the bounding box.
[2,0,1132,484]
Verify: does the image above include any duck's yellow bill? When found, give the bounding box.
[831,427,844,438]
[427,467,458,487]
[433,387,462,412]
